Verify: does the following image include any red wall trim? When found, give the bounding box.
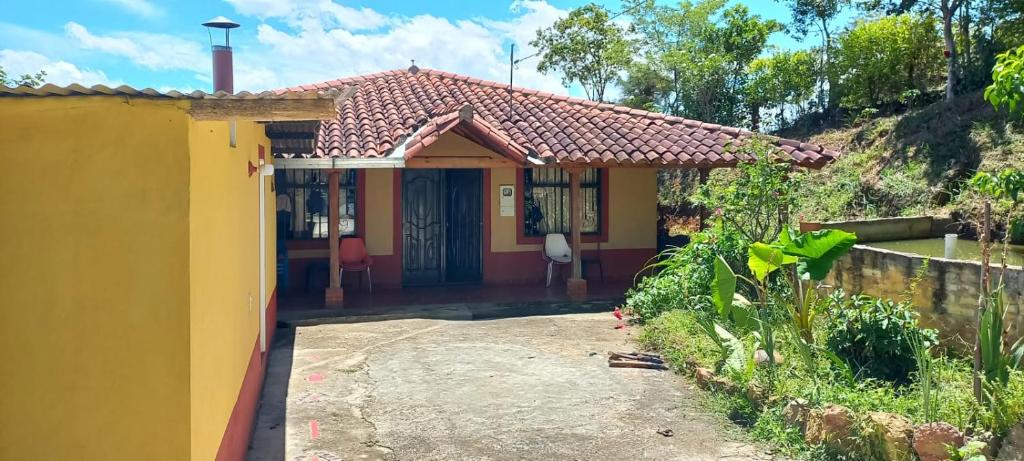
[215,287,277,461]
[515,167,610,245]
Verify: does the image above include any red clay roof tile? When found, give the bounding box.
[275,68,838,168]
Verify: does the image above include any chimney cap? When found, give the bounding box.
[202,16,240,29]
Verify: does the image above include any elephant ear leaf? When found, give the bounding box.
[781,229,857,281]
[730,293,755,330]
[748,243,797,282]
[712,255,736,319]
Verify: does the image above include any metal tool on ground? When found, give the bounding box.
[607,351,668,370]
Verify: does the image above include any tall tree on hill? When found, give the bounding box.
[776,0,848,110]
[857,0,966,101]
[622,0,782,126]
[532,3,633,102]
[746,50,818,130]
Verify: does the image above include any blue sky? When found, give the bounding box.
[0,0,854,96]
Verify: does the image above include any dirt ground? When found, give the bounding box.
[247,310,776,460]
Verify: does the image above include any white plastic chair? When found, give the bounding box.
[543,233,572,287]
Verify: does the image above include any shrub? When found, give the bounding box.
[693,142,798,244]
[626,268,686,322]
[626,228,748,322]
[824,291,938,384]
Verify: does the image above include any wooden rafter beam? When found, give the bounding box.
[189,98,337,122]
[190,86,355,122]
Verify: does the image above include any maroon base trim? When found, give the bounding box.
[214,288,277,461]
[483,248,655,285]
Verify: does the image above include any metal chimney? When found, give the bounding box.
[202,16,240,93]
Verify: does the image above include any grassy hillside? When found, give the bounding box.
[787,92,1024,230]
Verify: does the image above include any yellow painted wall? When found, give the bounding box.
[488,167,658,253]
[364,168,394,256]
[606,168,658,249]
[187,119,274,461]
[0,97,192,460]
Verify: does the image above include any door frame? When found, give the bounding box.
[400,168,484,286]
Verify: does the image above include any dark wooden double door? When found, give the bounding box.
[402,169,483,285]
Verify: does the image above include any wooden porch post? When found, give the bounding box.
[566,166,587,301]
[698,168,710,230]
[325,169,344,308]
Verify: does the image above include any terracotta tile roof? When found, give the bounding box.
[276,68,839,168]
[403,104,530,163]
[1,83,347,100]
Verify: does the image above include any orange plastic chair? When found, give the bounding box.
[339,237,374,292]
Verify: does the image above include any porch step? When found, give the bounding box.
[278,298,623,328]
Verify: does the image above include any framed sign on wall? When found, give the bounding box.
[499,184,515,217]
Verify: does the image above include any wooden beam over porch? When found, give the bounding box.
[404,156,520,169]
[325,170,344,308]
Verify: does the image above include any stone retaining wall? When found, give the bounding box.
[826,245,1024,343]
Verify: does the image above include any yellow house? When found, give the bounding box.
[0,85,346,460]
[0,66,835,460]
[266,66,838,309]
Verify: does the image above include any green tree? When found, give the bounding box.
[745,50,818,130]
[776,0,849,110]
[833,13,945,108]
[985,44,1024,115]
[856,0,967,101]
[0,65,45,87]
[623,0,782,126]
[532,3,633,102]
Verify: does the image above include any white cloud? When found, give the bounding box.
[0,49,117,86]
[225,0,390,31]
[10,2,574,95]
[96,0,164,19]
[64,22,206,73]
[228,0,570,93]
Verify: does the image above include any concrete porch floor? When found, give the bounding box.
[277,280,635,312]
[247,307,777,460]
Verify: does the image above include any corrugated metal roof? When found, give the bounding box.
[0,83,349,100]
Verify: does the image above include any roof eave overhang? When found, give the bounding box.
[189,86,357,122]
[274,156,404,169]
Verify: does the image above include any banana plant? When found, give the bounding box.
[747,226,857,344]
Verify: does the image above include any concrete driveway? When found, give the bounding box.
[248,309,774,460]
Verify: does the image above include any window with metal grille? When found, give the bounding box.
[523,168,600,236]
[274,169,357,239]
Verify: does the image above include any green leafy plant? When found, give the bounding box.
[825,291,939,384]
[712,255,756,330]
[970,169,1024,203]
[950,439,988,461]
[985,44,1024,116]
[693,143,798,244]
[911,330,937,422]
[628,228,749,322]
[979,286,1024,388]
[695,315,749,374]
[746,226,858,343]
